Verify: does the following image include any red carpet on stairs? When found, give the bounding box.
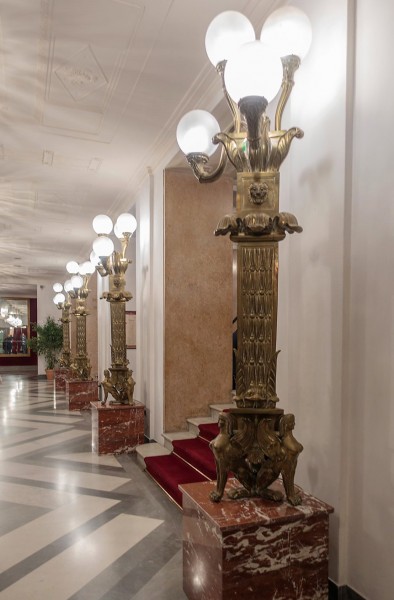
[144,454,208,507]
[172,437,217,480]
[198,422,219,442]
[144,424,220,507]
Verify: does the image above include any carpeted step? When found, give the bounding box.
[144,453,208,507]
[198,422,219,442]
[172,437,217,480]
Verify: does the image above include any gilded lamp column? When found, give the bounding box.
[176,7,312,505]
[53,284,72,368]
[65,261,96,381]
[91,213,137,405]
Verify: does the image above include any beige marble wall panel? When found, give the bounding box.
[164,169,233,432]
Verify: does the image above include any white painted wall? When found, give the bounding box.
[345,1,394,599]
[135,169,164,442]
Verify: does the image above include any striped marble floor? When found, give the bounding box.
[0,373,187,599]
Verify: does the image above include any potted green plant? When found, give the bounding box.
[28,316,63,379]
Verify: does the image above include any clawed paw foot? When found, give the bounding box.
[210,491,222,502]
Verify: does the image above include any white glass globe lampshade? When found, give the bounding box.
[176,110,220,156]
[71,275,83,290]
[224,41,283,103]
[53,293,66,305]
[79,261,95,275]
[116,213,137,236]
[90,251,101,267]
[66,260,79,274]
[93,236,114,257]
[64,280,73,293]
[260,6,312,60]
[205,11,255,67]
[53,282,63,293]
[92,214,113,235]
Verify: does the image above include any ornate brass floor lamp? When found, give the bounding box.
[176,7,312,505]
[64,260,95,380]
[91,213,137,405]
[53,283,72,368]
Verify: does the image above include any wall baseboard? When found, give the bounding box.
[329,580,366,600]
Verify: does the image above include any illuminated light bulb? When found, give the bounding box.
[53,282,63,292]
[176,110,220,156]
[71,275,83,289]
[53,293,65,304]
[93,236,114,257]
[66,261,79,274]
[90,251,101,267]
[224,41,282,103]
[116,213,137,235]
[64,280,73,293]
[92,214,113,235]
[260,6,312,60]
[205,11,255,67]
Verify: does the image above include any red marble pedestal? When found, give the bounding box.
[90,401,145,454]
[180,479,334,600]
[54,368,73,392]
[66,379,98,411]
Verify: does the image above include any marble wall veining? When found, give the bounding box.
[180,479,333,600]
[164,169,233,432]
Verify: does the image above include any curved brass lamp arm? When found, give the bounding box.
[274,55,301,132]
[186,145,228,183]
[217,60,242,133]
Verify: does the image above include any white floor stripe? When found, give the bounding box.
[0,461,130,492]
[0,495,119,573]
[7,413,83,425]
[46,452,122,468]
[1,420,77,446]
[0,481,82,509]
[0,430,88,460]
[2,514,163,599]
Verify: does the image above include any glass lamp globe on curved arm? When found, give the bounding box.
[53,293,66,305]
[92,236,114,276]
[90,250,100,266]
[205,11,255,67]
[205,11,255,133]
[79,261,95,276]
[260,6,312,131]
[177,110,225,182]
[66,261,79,275]
[71,275,83,291]
[224,41,283,104]
[116,213,137,237]
[260,6,312,61]
[93,236,114,258]
[64,280,74,294]
[53,282,63,293]
[176,110,220,157]
[92,214,113,235]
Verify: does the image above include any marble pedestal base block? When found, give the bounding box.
[54,368,73,392]
[90,401,145,454]
[66,379,98,411]
[180,479,333,600]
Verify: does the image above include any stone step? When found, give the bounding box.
[209,402,236,419]
[186,416,216,436]
[135,442,170,470]
[162,430,196,452]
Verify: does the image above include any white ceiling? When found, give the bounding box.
[0,0,277,297]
